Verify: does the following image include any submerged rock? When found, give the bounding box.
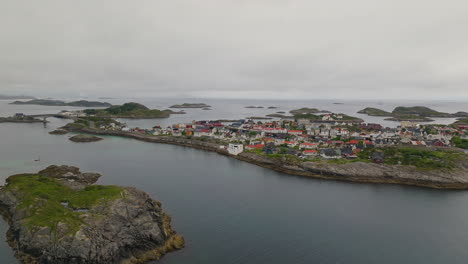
[69,134,103,142]
[0,165,184,263]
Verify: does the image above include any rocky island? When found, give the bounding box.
[0,114,46,124]
[289,108,331,115]
[49,129,69,135]
[357,107,392,116]
[169,103,211,108]
[0,165,184,263]
[84,102,184,119]
[11,99,112,107]
[69,134,103,142]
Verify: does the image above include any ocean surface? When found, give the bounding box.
[0,98,468,263]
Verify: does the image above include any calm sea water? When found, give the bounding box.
[0,98,468,263]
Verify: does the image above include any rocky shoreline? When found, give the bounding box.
[0,165,184,264]
[62,127,468,190]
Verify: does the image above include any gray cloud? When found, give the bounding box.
[1,0,467,99]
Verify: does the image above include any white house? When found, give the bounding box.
[288,130,303,135]
[300,142,318,149]
[303,150,318,156]
[227,143,244,155]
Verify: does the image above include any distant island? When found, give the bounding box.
[454,112,468,117]
[265,113,292,118]
[289,107,331,115]
[357,107,392,116]
[169,103,211,108]
[245,106,264,108]
[11,99,112,107]
[84,102,185,119]
[69,134,103,142]
[0,165,184,263]
[49,128,69,135]
[358,106,468,122]
[0,94,36,100]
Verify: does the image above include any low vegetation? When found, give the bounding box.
[451,136,468,149]
[391,106,450,117]
[358,146,466,169]
[3,174,123,233]
[453,118,468,125]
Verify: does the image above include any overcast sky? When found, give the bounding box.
[1,0,467,100]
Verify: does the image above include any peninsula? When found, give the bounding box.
[169,103,211,108]
[11,99,112,107]
[0,165,184,263]
[57,115,468,190]
[84,102,184,119]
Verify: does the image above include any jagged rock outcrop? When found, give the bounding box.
[0,166,184,264]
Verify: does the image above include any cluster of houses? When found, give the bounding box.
[102,116,467,160]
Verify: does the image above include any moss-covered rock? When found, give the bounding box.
[0,165,184,263]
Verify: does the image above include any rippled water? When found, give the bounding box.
[0,98,467,263]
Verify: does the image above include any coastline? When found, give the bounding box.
[64,127,468,190]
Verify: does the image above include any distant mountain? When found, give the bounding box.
[10,99,112,107]
[0,94,36,100]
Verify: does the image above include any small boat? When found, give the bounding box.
[34,155,40,162]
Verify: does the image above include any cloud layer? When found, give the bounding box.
[1,0,467,99]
